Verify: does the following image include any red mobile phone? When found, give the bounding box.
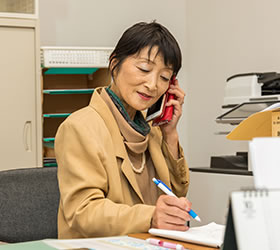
[146,76,175,126]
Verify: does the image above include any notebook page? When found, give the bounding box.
[231,191,269,250]
[149,222,225,248]
[262,190,280,250]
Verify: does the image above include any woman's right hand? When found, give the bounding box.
[151,195,191,231]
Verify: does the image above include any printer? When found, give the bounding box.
[213,72,280,171]
[223,72,280,107]
[216,72,280,125]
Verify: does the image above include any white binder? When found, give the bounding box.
[249,137,280,189]
[223,189,280,250]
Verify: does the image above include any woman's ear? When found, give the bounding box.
[109,56,117,72]
[109,57,119,81]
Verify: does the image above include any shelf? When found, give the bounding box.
[189,167,253,176]
[43,113,71,118]
[43,68,99,75]
[43,88,94,95]
[43,162,58,167]
[41,60,111,162]
[43,137,55,142]
[43,157,57,167]
[43,137,55,149]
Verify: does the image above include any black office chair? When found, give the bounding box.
[0,167,60,243]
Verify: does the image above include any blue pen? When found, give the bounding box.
[152,178,201,222]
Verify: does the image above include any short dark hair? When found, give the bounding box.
[109,21,182,79]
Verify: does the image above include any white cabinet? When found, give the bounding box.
[187,171,254,226]
[0,0,38,19]
[0,16,42,170]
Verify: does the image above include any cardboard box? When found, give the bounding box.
[227,108,280,140]
[272,111,280,137]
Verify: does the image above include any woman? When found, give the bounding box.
[55,21,191,239]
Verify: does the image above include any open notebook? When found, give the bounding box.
[149,222,225,248]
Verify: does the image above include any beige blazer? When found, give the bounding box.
[55,88,189,239]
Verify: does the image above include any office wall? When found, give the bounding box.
[39,0,189,157]
[185,0,280,168]
[39,0,187,48]
[39,1,280,169]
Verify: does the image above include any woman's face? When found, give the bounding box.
[112,46,173,113]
